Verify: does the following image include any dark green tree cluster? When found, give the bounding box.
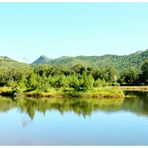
[118,59,148,85]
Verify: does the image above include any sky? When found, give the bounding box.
[0,2,148,63]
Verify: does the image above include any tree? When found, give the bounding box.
[105,66,118,83]
[68,75,80,91]
[139,59,148,85]
[27,71,38,90]
[72,64,86,75]
[122,66,139,85]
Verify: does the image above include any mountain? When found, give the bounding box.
[0,56,29,70]
[0,56,25,66]
[32,49,148,72]
[32,55,52,64]
[1,49,147,74]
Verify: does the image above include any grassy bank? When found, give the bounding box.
[119,86,148,92]
[0,87,14,96]
[0,87,124,99]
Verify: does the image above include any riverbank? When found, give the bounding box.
[0,87,124,99]
[119,86,148,92]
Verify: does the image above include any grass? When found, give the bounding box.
[85,87,124,98]
[0,87,13,96]
[0,86,124,99]
[62,87,124,98]
[25,88,63,98]
[0,87,11,92]
[119,86,148,92]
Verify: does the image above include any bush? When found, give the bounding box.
[93,79,109,87]
[112,82,120,86]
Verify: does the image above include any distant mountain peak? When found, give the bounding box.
[39,55,49,58]
[32,55,52,64]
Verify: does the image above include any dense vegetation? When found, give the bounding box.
[0,50,148,98]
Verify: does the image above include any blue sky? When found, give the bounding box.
[0,3,148,63]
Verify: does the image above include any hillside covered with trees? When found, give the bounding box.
[0,49,148,98]
[33,49,148,73]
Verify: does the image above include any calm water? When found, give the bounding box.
[0,91,148,145]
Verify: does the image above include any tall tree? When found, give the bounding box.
[139,59,148,85]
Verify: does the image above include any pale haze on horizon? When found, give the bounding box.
[0,2,148,63]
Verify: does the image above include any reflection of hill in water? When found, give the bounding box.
[0,91,148,119]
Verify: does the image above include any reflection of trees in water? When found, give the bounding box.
[0,97,124,119]
[0,91,148,122]
[0,96,16,112]
[16,98,125,119]
[123,91,148,115]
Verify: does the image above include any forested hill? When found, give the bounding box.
[0,56,30,76]
[1,49,148,72]
[0,56,27,68]
[32,49,148,72]
[0,50,148,86]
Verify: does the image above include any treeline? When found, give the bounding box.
[0,59,148,93]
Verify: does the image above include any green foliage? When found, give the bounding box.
[112,82,120,86]
[93,79,109,87]
[0,49,148,96]
[121,66,139,85]
[26,72,38,90]
[139,59,148,85]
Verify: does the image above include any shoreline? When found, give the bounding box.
[1,86,148,99]
[119,86,148,92]
[0,87,124,99]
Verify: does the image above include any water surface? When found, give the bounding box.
[0,91,148,145]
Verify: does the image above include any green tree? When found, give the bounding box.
[27,71,38,90]
[105,66,118,83]
[72,64,86,75]
[122,66,139,85]
[139,59,148,85]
